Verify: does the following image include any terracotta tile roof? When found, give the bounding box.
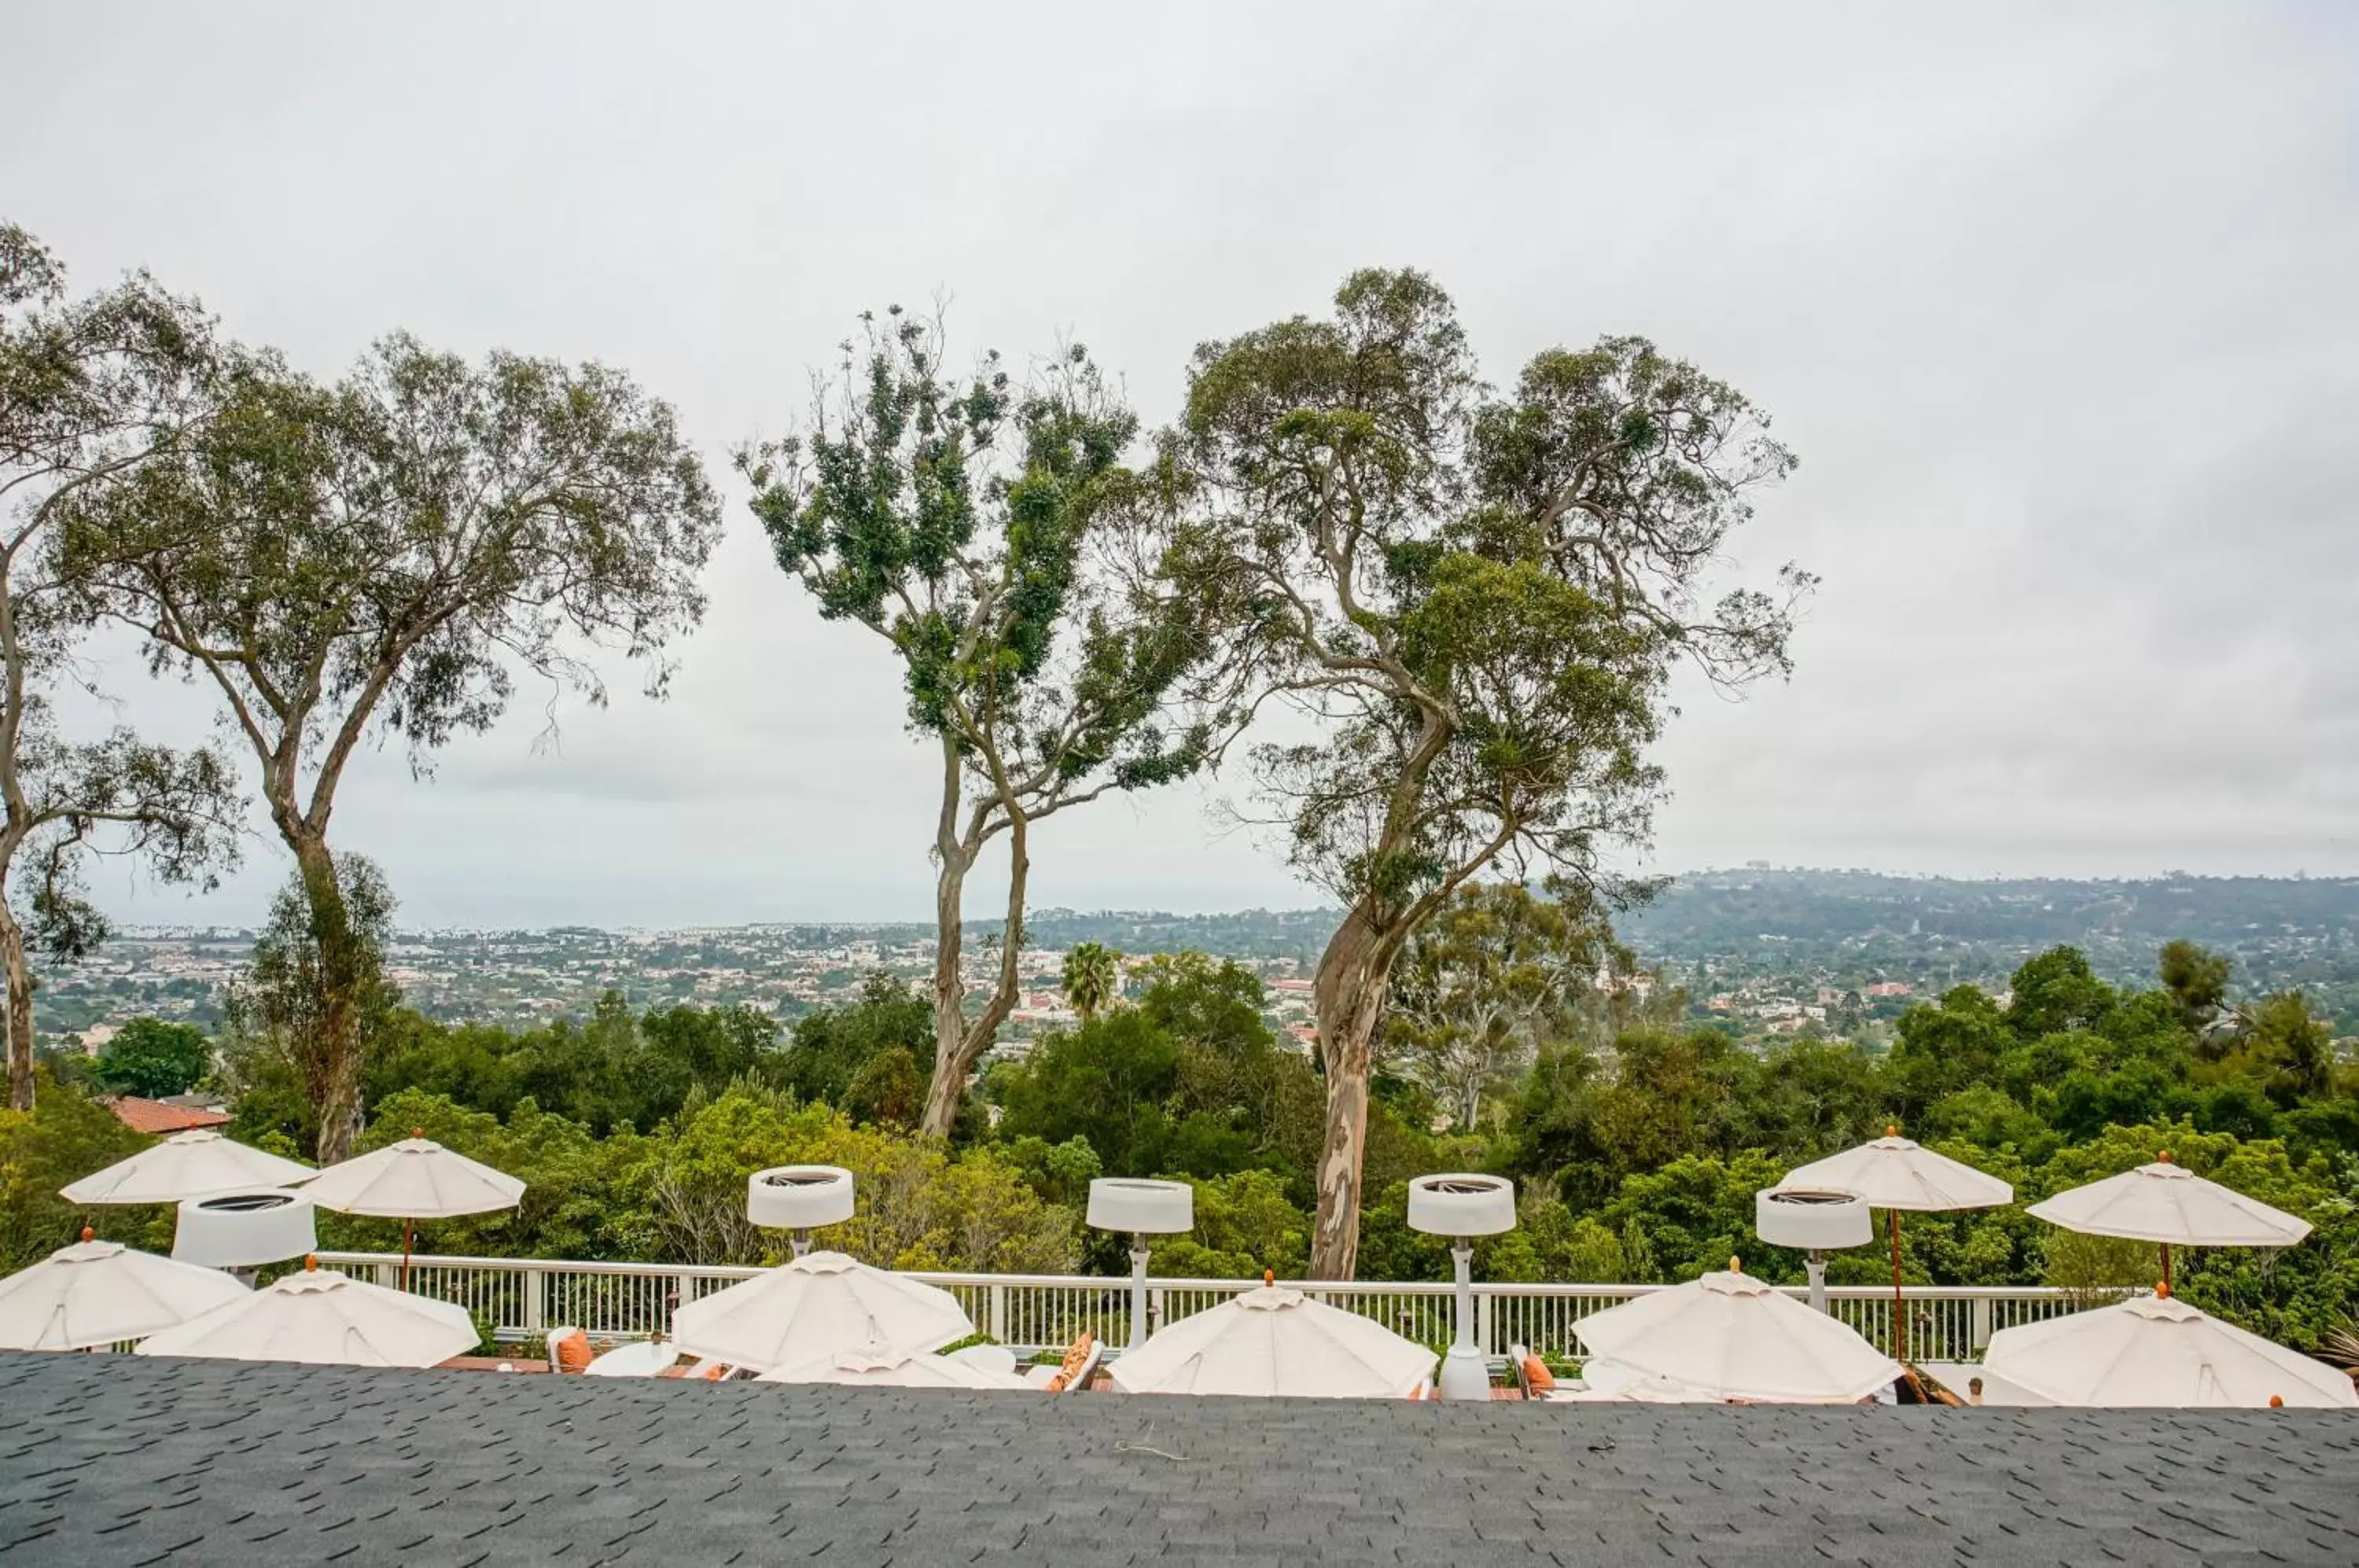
[99,1095,233,1136]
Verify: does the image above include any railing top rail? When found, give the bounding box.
[310,1251,2107,1301]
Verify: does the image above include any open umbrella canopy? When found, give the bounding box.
[1571,1264,1903,1404]
[1984,1290,2357,1409]
[60,1128,315,1205]
[0,1235,251,1351]
[1782,1133,2013,1213]
[1106,1282,1437,1399]
[2026,1159,2311,1248]
[670,1251,973,1372]
[298,1137,524,1218]
[756,1341,1032,1389]
[1783,1130,2012,1364]
[134,1261,477,1367]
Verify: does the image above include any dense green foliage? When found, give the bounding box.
[22,931,2359,1357]
[91,1018,211,1099]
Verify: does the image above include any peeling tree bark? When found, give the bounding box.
[0,904,32,1113]
[1308,901,1408,1280]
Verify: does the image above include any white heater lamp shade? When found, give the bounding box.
[1983,1290,2358,1409]
[747,1165,856,1231]
[0,1238,251,1351]
[172,1189,318,1268]
[134,1264,478,1367]
[1086,1178,1194,1235]
[756,1341,1032,1390]
[300,1137,524,1219]
[2025,1161,2312,1249]
[1781,1135,2011,1213]
[1406,1174,1517,1238]
[1571,1264,1903,1404]
[1756,1187,1873,1251]
[61,1128,316,1205]
[669,1250,974,1372]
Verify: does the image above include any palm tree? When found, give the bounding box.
[1062,942,1122,1025]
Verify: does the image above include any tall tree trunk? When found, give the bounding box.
[1308,902,1403,1280]
[922,837,976,1137]
[0,905,34,1113]
[289,832,366,1165]
[919,808,1029,1137]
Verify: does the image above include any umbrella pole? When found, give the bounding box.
[2160,1241,2171,1293]
[1888,1209,1907,1364]
[1128,1236,1151,1349]
[402,1217,414,1292]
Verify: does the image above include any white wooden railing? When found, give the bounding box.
[314,1250,2109,1362]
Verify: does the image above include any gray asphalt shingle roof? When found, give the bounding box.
[2,1350,2355,1566]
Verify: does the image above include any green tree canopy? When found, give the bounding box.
[1060,941,1121,1025]
[0,223,242,1110]
[93,1017,212,1099]
[740,311,1218,1136]
[60,333,721,1158]
[1161,268,1807,1275]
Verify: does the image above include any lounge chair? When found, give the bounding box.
[547,1325,594,1374]
[584,1338,682,1378]
[1032,1332,1101,1393]
[948,1344,1020,1378]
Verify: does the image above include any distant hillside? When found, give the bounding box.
[1015,872,2359,1029]
[1621,869,2359,953]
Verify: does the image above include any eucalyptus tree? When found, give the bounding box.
[1165,269,1809,1275]
[0,223,242,1110]
[740,309,1215,1136]
[59,336,721,1158]
[1383,878,1627,1131]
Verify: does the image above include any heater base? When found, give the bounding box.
[1437,1345,1492,1401]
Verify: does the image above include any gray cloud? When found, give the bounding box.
[6,0,2354,926]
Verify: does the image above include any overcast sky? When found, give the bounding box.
[5,2,2355,929]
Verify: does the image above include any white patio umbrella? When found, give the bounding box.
[1106,1279,1437,1399]
[1782,1127,2013,1364]
[60,1128,315,1205]
[2026,1151,2309,1290]
[299,1133,524,1289]
[135,1257,477,1367]
[1983,1287,2357,1409]
[756,1341,1032,1390]
[669,1250,973,1372]
[1570,1261,1903,1404]
[0,1230,251,1350]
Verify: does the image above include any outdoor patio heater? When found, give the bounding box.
[748,1165,856,1257]
[1407,1172,1517,1401]
[1085,1178,1194,1347]
[1754,1185,1871,1313]
[171,1188,318,1284]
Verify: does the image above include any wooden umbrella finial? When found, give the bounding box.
[1886,1124,1900,1138]
[2155,1280,2170,1299]
[1262,1269,1275,1287]
[304,1253,319,1272]
[79,1226,94,1242]
[2269,1394,2285,1408]
[1728,1255,1742,1274]
[2157,1149,2173,1163]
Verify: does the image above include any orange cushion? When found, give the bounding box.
[1522,1355,1555,1393]
[699,1363,727,1381]
[1043,1371,1069,1393]
[1058,1334,1094,1381]
[554,1331,593,1373]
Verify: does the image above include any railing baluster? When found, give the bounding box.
[306,1251,2114,1364]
